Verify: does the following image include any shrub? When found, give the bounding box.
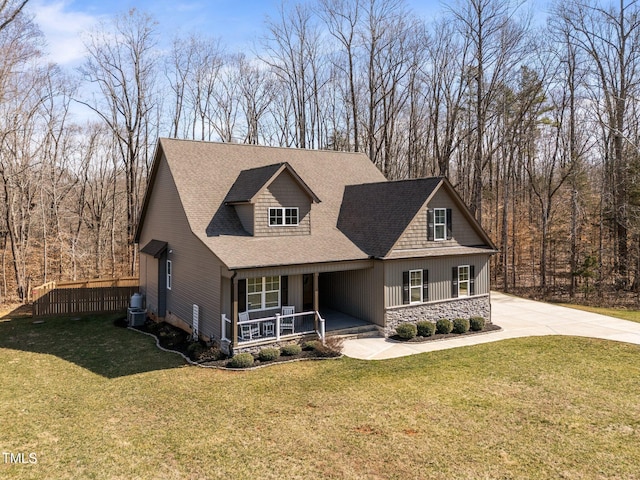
[416,321,436,337]
[470,316,486,331]
[302,340,322,351]
[436,318,453,334]
[314,336,344,357]
[452,318,470,334]
[257,348,280,362]
[187,342,207,360]
[281,344,302,356]
[228,352,254,368]
[396,322,418,340]
[198,346,225,362]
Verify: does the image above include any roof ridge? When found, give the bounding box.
[159,137,369,156]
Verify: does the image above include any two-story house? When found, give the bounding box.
[135,139,497,353]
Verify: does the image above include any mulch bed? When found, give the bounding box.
[389,323,501,343]
[116,318,341,368]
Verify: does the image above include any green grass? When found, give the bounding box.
[559,303,640,323]
[2,310,640,479]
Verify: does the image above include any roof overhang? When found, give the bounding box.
[140,239,168,258]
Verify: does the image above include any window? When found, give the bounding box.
[434,208,446,241]
[458,265,470,297]
[402,269,428,305]
[428,208,451,241]
[166,260,172,290]
[410,270,422,303]
[247,276,280,311]
[452,265,475,297]
[269,207,299,226]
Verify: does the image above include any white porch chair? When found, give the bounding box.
[240,323,259,340]
[238,311,258,340]
[280,306,295,334]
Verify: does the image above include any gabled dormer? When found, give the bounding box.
[224,163,320,237]
[337,177,497,258]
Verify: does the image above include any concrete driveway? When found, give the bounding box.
[341,291,640,360]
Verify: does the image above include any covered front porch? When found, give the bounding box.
[220,308,375,350]
[219,260,381,352]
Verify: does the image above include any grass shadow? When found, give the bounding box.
[0,306,186,378]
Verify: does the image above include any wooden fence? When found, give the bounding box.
[32,286,140,318]
[32,277,139,302]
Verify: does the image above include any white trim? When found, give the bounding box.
[268,207,299,227]
[434,208,446,241]
[166,260,172,290]
[409,269,423,304]
[458,265,470,297]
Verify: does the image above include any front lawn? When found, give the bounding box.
[1,310,640,479]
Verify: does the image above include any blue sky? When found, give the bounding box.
[27,0,446,66]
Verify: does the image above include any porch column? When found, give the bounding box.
[313,272,319,311]
[313,272,319,331]
[232,277,239,350]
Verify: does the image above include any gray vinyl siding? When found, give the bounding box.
[254,170,311,236]
[393,187,483,251]
[138,155,222,340]
[319,262,384,326]
[384,254,490,307]
[235,204,254,235]
[139,253,158,313]
[287,274,304,312]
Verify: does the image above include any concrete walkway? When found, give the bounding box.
[341,291,640,360]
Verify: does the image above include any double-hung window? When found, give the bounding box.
[452,265,474,297]
[434,208,446,241]
[428,208,452,241]
[458,265,470,297]
[247,276,280,311]
[166,260,172,290]
[269,207,299,226]
[402,269,428,304]
[410,270,423,303]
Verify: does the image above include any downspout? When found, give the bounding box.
[230,270,238,357]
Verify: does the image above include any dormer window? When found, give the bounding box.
[269,207,299,226]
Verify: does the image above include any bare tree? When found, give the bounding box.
[557,0,640,288]
[79,9,160,275]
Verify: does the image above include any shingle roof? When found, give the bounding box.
[139,139,387,269]
[337,178,443,258]
[224,162,321,205]
[224,163,284,204]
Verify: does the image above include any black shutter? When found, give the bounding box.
[422,269,429,302]
[427,209,434,241]
[446,208,453,240]
[470,265,475,296]
[238,279,246,312]
[452,267,458,298]
[281,275,289,305]
[402,271,410,304]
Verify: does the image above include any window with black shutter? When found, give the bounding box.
[403,270,428,304]
[429,208,452,241]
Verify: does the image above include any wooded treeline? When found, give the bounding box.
[2,0,640,302]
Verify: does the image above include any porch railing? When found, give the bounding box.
[221,311,325,345]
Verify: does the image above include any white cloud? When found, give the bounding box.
[28,0,101,66]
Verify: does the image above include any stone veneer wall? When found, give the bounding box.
[383,294,491,336]
[227,335,317,355]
